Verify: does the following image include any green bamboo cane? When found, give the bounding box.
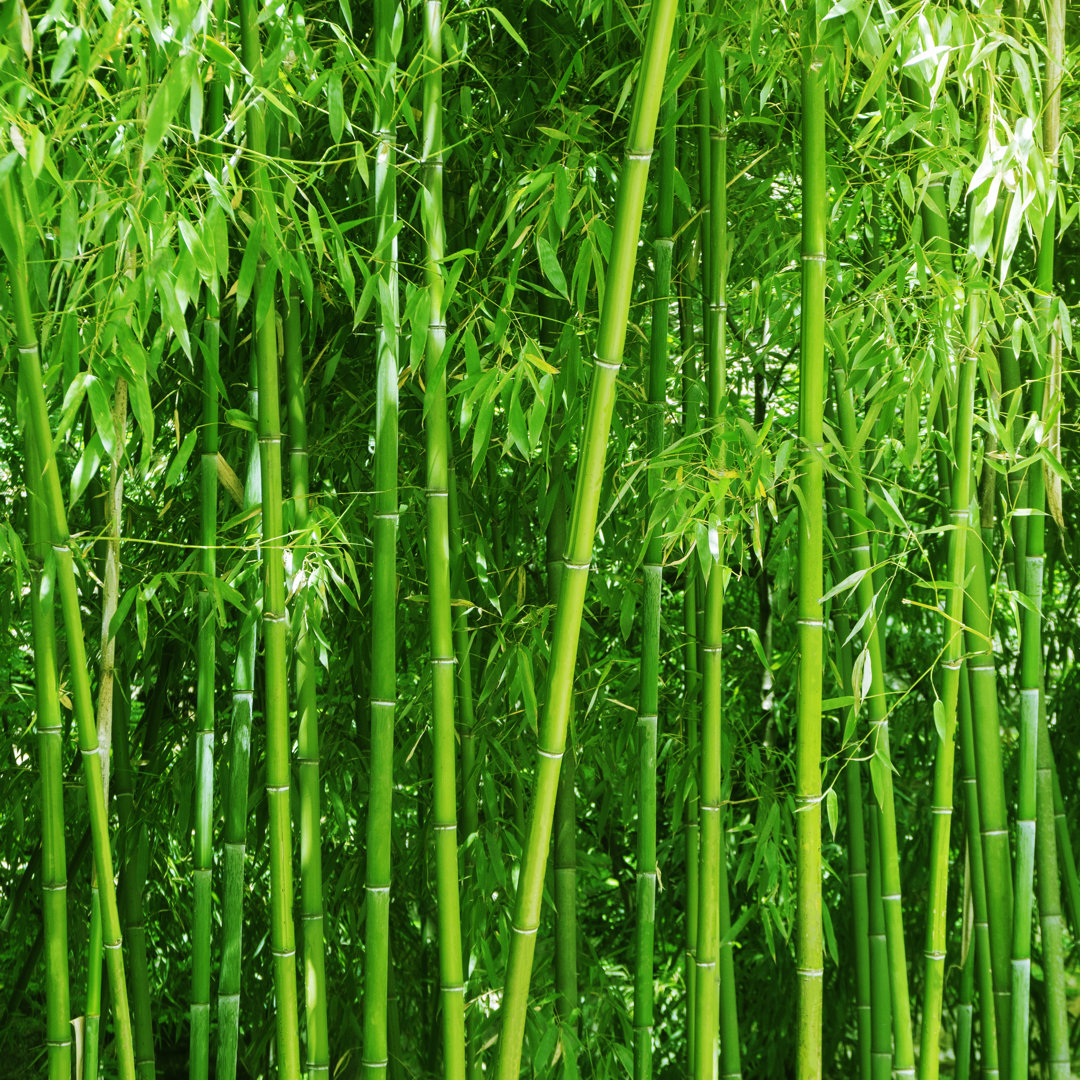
[1030,3,1068,1072]
[547,467,579,1076]
[632,87,675,1080]
[238,0,301,1071]
[963,521,1013,1072]
[217,408,261,1080]
[422,7,468,1079]
[796,19,826,1077]
[285,284,330,1080]
[363,0,400,1071]
[701,48,742,1080]
[493,4,678,1076]
[112,669,155,1080]
[27,437,72,1080]
[826,493,871,1080]
[192,2,227,1070]
[2,178,136,1080]
[191,303,219,1080]
[957,669,999,1080]
[918,293,978,1080]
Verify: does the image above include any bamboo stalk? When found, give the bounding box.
[796,18,826,1077]
[238,0,301,1071]
[26,436,72,1080]
[632,87,675,1080]
[493,5,679,1075]
[285,283,330,1080]
[363,0,401,1071]
[422,6,468,1079]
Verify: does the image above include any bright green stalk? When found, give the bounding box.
[285,285,330,1080]
[632,89,674,1080]
[834,380,915,1076]
[918,294,978,1080]
[796,23,826,1079]
[422,7,468,1080]
[494,4,678,1076]
[238,0,301,1072]
[26,438,71,1080]
[1031,3,1068,1072]
[3,178,136,1080]
[958,670,999,1080]
[963,524,1013,1072]
[85,892,103,1080]
[217,380,261,1080]
[547,472,579,1076]
[363,0,400,1071]
[191,303,219,1080]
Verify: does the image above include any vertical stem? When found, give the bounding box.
[27,437,72,1080]
[423,7,468,1080]
[238,0,300,1071]
[285,285,330,1080]
[632,85,675,1080]
[796,19,826,1079]
[364,0,400,1072]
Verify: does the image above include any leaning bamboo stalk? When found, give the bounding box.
[493,5,679,1076]
[2,179,137,1080]
[26,437,72,1080]
[284,283,330,1080]
[632,89,674,1080]
[796,18,826,1078]
[238,0,301,1070]
[422,6,468,1079]
[363,0,401,1071]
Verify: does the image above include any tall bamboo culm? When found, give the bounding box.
[26,437,71,1080]
[1031,0,1069,1072]
[631,87,674,1080]
[421,5,468,1079]
[795,17,826,1079]
[2,180,137,1080]
[493,4,679,1076]
[285,285,330,1080]
[363,0,400,1072]
[238,0,301,1071]
[218,374,261,1080]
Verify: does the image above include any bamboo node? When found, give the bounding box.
[272,948,297,958]
[930,806,952,815]
[432,657,455,665]
[266,784,290,793]
[374,512,400,520]
[801,253,826,263]
[637,714,659,723]
[367,885,390,893]
[371,699,396,707]
[538,747,562,761]
[19,343,39,354]
[796,967,824,978]
[594,357,620,371]
[434,823,457,832]
[564,560,590,571]
[797,617,824,627]
[983,828,1007,836]
[924,950,946,960]
[443,984,466,994]
[511,925,539,937]
[426,489,449,498]
[626,151,652,161]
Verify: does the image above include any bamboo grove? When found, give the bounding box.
[1,0,1080,1078]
